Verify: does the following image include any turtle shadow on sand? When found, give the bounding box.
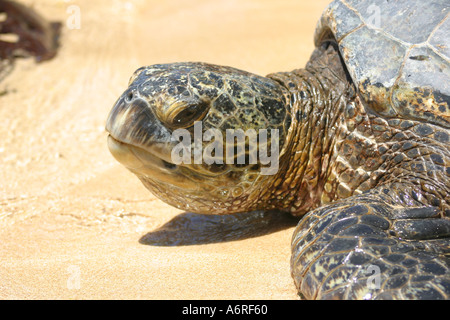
[139,210,298,246]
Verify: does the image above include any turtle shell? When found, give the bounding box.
[314,0,449,128]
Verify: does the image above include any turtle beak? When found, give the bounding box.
[105,88,176,166]
[105,88,203,190]
[106,89,158,146]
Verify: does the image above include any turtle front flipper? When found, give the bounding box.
[291,188,450,300]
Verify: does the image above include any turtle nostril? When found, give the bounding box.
[125,91,134,102]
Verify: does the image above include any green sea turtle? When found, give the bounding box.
[106,0,450,299]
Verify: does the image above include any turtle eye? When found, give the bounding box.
[168,102,209,129]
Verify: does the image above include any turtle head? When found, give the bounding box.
[106,62,292,214]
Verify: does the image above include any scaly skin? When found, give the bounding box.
[106,62,294,214]
[269,43,450,215]
[273,43,450,299]
[106,42,450,299]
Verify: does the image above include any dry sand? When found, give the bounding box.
[0,0,331,299]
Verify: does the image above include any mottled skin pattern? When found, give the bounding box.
[107,63,293,214]
[106,0,450,299]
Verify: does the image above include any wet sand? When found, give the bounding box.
[0,0,330,299]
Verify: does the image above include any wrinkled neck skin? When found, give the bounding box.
[266,43,354,216]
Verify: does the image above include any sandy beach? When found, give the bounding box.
[0,0,330,299]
